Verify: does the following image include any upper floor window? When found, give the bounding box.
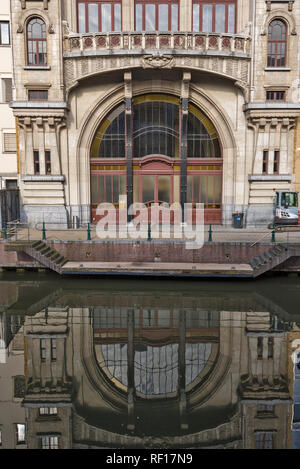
[27,18,47,65]
[77,1,122,33]
[192,1,236,34]
[0,22,10,45]
[267,19,287,67]
[135,0,179,31]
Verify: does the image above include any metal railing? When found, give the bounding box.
[1,220,300,245]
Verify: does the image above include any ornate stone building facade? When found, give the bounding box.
[8,0,300,226]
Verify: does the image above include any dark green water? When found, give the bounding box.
[1,272,300,449]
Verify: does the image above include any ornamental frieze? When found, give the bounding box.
[64,54,250,98]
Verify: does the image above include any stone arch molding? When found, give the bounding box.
[261,10,297,35]
[75,79,237,209]
[16,8,52,34]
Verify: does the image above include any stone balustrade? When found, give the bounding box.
[64,31,251,57]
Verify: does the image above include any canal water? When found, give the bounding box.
[0,272,300,450]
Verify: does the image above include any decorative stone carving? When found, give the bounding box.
[141,55,175,69]
[17,24,24,34]
[48,24,55,34]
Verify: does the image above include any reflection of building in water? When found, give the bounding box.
[16,295,295,450]
[0,312,26,449]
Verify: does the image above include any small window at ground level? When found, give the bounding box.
[255,432,274,449]
[266,90,285,101]
[0,22,10,45]
[28,90,48,101]
[41,436,59,449]
[16,424,26,445]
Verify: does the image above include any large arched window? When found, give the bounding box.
[27,17,47,65]
[91,97,221,159]
[267,19,287,67]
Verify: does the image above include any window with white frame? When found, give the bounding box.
[0,22,10,45]
[16,424,26,445]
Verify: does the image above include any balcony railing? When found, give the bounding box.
[64,31,251,56]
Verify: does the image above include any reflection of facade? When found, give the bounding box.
[15,291,296,449]
[2,278,300,449]
[9,1,300,227]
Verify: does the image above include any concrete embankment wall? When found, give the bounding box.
[1,240,300,271]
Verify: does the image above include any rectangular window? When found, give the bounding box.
[51,339,57,361]
[40,338,46,360]
[273,150,280,174]
[16,424,26,445]
[266,90,285,101]
[257,337,263,359]
[0,22,10,45]
[41,436,59,449]
[2,78,12,103]
[268,337,274,359]
[6,180,18,189]
[39,407,58,416]
[193,1,236,34]
[3,133,16,153]
[135,1,179,31]
[77,1,122,33]
[45,150,51,175]
[14,376,25,399]
[34,151,40,175]
[255,432,274,449]
[28,90,48,101]
[262,150,269,174]
[257,404,274,415]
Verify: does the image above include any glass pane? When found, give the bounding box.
[1,23,9,44]
[173,175,180,203]
[78,3,86,33]
[142,175,154,203]
[105,175,112,202]
[143,310,155,327]
[193,175,200,203]
[113,175,119,204]
[158,4,169,31]
[215,4,225,33]
[133,175,139,202]
[98,175,104,201]
[114,3,121,31]
[202,4,212,33]
[120,175,126,195]
[193,4,200,32]
[101,4,112,32]
[200,175,207,203]
[145,4,156,31]
[158,175,170,203]
[214,174,222,203]
[91,174,98,203]
[207,175,214,204]
[32,22,43,39]
[228,4,235,33]
[187,175,193,203]
[88,4,99,32]
[171,5,178,31]
[136,4,143,30]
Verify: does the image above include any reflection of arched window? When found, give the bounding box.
[27,17,47,65]
[267,19,287,67]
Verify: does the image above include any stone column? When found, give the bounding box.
[180,72,191,222]
[125,72,133,222]
[127,308,135,431]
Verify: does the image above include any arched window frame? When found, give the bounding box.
[26,16,47,66]
[267,18,287,68]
